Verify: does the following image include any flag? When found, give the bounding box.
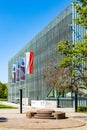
[12,64,16,84]
[25,52,34,74]
[20,58,25,80]
[20,66,25,80]
[16,62,20,82]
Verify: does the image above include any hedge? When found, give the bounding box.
[77,106,87,112]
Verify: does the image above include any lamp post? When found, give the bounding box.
[75,88,78,112]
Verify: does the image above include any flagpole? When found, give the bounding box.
[20,89,22,114]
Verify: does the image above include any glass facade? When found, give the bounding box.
[8,4,85,104]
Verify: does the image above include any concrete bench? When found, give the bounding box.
[26,110,65,119]
[52,111,65,119]
[26,111,36,118]
[34,109,55,119]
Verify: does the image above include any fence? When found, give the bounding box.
[46,97,87,108]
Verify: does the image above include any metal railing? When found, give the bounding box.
[46,97,87,108]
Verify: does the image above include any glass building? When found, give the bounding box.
[8,4,85,104]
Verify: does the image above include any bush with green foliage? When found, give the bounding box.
[77,106,87,112]
[0,82,8,99]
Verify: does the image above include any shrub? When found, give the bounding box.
[77,106,87,112]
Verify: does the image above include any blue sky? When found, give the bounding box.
[0,0,74,83]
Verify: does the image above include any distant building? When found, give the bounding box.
[8,4,85,104]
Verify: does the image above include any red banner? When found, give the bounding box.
[25,52,34,74]
[30,52,34,74]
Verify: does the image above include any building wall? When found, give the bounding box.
[8,5,85,104]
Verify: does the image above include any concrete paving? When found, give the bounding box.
[0,101,87,130]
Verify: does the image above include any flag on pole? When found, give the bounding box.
[25,52,34,74]
[12,64,16,84]
[20,58,25,80]
[16,61,20,82]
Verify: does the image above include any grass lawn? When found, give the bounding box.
[78,111,87,114]
[0,104,18,109]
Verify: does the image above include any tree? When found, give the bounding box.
[44,58,58,90]
[44,57,73,106]
[57,39,87,111]
[44,0,87,110]
[3,83,8,99]
[57,0,87,111]
[73,0,87,29]
[0,82,8,99]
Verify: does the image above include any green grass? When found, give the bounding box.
[0,104,18,109]
[78,111,87,114]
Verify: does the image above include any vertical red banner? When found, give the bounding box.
[30,52,34,74]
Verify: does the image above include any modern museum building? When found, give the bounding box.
[8,4,85,104]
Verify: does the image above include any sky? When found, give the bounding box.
[0,0,74,83]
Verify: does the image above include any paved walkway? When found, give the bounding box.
[0,101,87,130]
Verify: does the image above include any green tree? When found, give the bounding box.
[3,83,8,99]
[57,0,87,111]
[0,82,8,99]
[73,0,87,29]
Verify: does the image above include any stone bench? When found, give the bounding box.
[52,111,65,119]
[26,110,65,119]
[34,109,55,119]
[26,111,36,118]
